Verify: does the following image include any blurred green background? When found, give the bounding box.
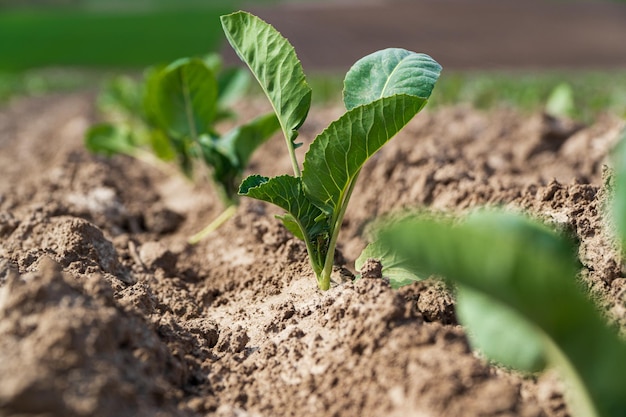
[1,0,625,121]
[0,0,263,71]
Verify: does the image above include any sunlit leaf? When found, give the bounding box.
[221,11,311,151]
[343,48,441,110]
[302,94,426,215]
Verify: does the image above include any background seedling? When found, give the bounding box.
[85,54,279,243]
[221,11,441,290]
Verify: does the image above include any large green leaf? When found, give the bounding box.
[343,48,442,110]
[154,57,218,140]
[382,211,626,417]
[221,11,312,150]
[302,94,426,215]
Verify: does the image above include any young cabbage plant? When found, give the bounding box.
[85,54,279,243]
[221,11,441,290]
[361,211,626,417]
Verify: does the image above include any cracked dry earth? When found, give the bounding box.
[0,93,625,417]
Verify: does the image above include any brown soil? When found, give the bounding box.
[1,92,625,417]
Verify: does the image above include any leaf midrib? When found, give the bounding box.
[379,55,406,99]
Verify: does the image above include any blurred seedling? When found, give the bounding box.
[85,54,279,243]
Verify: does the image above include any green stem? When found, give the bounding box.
[303,234,324,279]
[318,170,361,290]
[275,118,301,177]
[287,138,302,177]
[188,204,237,245]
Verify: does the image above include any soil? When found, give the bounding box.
[1,92,625,417]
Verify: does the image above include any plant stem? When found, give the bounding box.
[188,204,237,245]
[318,170,361,290]
[275,118,301,177]
[287,140,302,177]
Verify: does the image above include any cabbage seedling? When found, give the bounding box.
[221,11,441,290]
[85,54,279,243]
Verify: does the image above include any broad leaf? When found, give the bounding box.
[382,211,626,417]
[154,58,218,139]
[343,48,442,110]
[302,94,426,215]
[221,11,312,150]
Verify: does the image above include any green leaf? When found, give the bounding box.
[199,113,279,202]
[219,112,280,170]
[239,174,328,273]
[239,174,327,240]
[382,211,626,417]
[355,240,424,288]
[154,57,218,139]
[302,94,426,215]
[343,48,442,110]
[199,136,238,203]
[85,123,137,157]
[456,285,546,372]
[612,127,626,251]
[221,11,312,151]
